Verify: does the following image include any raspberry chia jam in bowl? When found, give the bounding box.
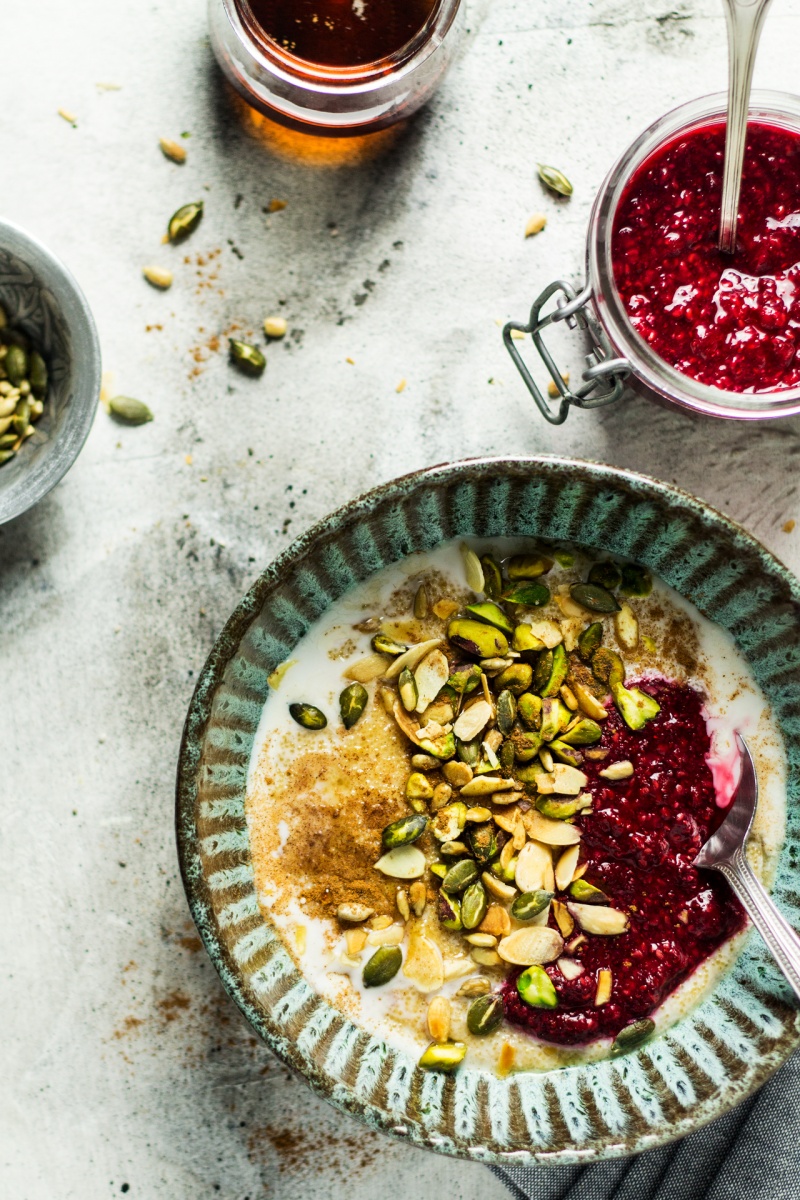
[244,538,785,1073]
[505,91,800,423]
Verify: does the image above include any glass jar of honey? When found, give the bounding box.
[209,0,464,136]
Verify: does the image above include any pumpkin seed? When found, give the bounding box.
[502,581,550,607]
[570,582,620,614]
[418,1040,467,1071]
[480,555,502,599]
[461,879,488,929]
[448,618,509,659]
[619,563,652,597]
[167,200,204,241]
[496,662,533,696]
[496,689,517,735]
[611,1018,655,1055]
[569,878,608,904]
[554,844,580,891]
[467,993,505,1035]
[12,399,30,435]
[535,794,591,820]
[382,813,428,850]
[559,718,602,746]
[437,891,462,929]
[588,561,622,591]
[397,667,417,712]
[507,554,553,579]
[537,163,573,197]
[456,736,482,767]
[511,624,547,658]
[108,395,154,424]
[511,890,554,921]
[567,902,629,935]
[289,702,327,730]
[414,583,428,618]
[442,858,479,894]
[517,964,558,1008]
[362,945,402,987]
[339,682,368,729]
[374,845,426,879]
[372,633,406,656]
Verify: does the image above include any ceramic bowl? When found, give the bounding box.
[0,219,101,525]
[176,456,800,1165]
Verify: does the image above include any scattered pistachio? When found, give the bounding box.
[289,702,327,730]
[411,753,440,771]
[167,200,204,242]
[569,879,608,904]
[229,339,266,377]
[363,945,402,987]
[448,618,508,660]
[620,563,652,597]
[567,902,629,935]
[418,1040,466,1072]
[517,964,558,1008]
[538,163,573,197]
[406,772,434,802]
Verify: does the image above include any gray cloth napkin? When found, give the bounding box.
[491,1048,800,1200]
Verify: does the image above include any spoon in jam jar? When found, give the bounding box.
[695,734,800,998]
[718,0,774,253]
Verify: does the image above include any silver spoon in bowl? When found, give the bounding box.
[694,733,800,998]
[718,0,774,253]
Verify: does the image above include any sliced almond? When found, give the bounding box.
[482,871,517,902]
[367,923,405,946]
[595,968,613,1006]
[471,947,502,967]
[512,811,527,851]
[433,599,460,620]
[479,904,511,938]
[614,602,639,651]
[344,652,389,683]
[461,543,485,592]
[526,620,563,649]
[567,903,629,935]
[572,681,608,721]
[551,763,589,796]
[515,840,555,893]
[443,760,473,787]
[396,889,411,920]
[555,844,580,891]
[491,789,525,806]
[551,898,575,938]
[460,775,514,797]
[385,638,443,680]
[345,928,368,956]
[392,699,422,745]
[554,591,584,619]
[493,807,520,835]
[442,956,475,980]
[534,773,556,795]
[427,995,451,1041]
[599,760,634,781]
[497,925,563,966]
[374,845,426,879]
[559,684,579,711]
[414,649,450,713]
[523,811,581,846]
[403,930,444,992]
[557,956,585,981]
[452,699,493,742]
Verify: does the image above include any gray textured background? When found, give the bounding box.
[3,0,800,1196]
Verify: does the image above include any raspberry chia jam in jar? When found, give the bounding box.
[505,92,800,423]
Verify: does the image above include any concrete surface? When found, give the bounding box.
[3,0,800,1196]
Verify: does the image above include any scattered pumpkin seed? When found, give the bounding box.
[502,581,550,606]
[289,702,327,730]
[512,890,554,921]
[570,582,620,614]
[569,878,608,904]
[167,200,204,242]
[467,993,505,1034]
[620,563,652,597]
[537,163,573,197]
[442,858,480,895]
[611,1018,655,1056]
[382,813,428,850]
[229,339,266,377]
[588,561,622,591]
[339,682,368,729]
[461,880,489,929]
[363,945,402,987]
[448,618,508,659]
[480,555,502,598]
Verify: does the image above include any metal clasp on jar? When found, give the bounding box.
[503,280,630,425]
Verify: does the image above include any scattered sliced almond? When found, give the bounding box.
[595,968,613,1006]
[396,378,407,393]
[396,888,410,921]
[512,811,527,851]
[493,807,520,835]
[392,699,422,745]
[515,840,555,893]
[555,844,580,891]
[572,681,608,721]
[551,763,589,795]
[523,811,581,846]
[599,760,634,781]
[527,620,563,649]
[497,925,563,966]
[433,598,460,619]
[453,699,493,741]
[58,107,77,125]
[460,775,514,797]
[551,899,575,938]
[345,928,368,955]
[567,903,629,935]
[403,930,444,992]
[443,957,475,980]
[160,137,187,163]
[482,871,517,902]
[614,602,639,651]
[555,591,585,619]
[443,761,473,787]
[367,923,405,946]
[267,658,296,690]
[344,652,390,683]
[461,543,485,592]
[427,996,451,1041]
[374,845,426,879]
[525,212,547,237]
[385,637,443,680]
[557,956,585,981]
[492,789,525,806]
[414,649,450,713]
[471,947,502,967]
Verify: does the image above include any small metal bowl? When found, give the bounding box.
[0,219,101,524]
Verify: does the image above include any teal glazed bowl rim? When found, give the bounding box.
[176,456,800,1166]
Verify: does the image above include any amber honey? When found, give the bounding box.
[239,0,439,67]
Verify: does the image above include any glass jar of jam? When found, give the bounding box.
[505,91,800,423]
[209,0,463,136]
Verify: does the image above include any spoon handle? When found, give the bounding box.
[716,848,800,1000]
[718,0,773,253]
